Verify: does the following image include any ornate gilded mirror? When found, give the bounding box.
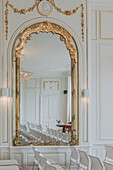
[13,21,79,146]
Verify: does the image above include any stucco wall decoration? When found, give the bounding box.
[5,0,84,41]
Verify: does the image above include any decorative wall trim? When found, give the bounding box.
[100,10,113,40]
[5,0,85,41]
[91,9,97,40]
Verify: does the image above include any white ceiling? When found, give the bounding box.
[21,33,71,77]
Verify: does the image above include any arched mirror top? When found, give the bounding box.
[15,21,77,61]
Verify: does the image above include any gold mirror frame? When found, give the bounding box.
[13,21,79,146]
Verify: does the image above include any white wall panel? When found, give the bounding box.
[100,44,113,139]
[91,43,97,143]
[91,10,97,40]
[26,153,34,168]
[26,89,36,123]
[13,153,23,168]
[91,3,113,144]
[100,11,113,39]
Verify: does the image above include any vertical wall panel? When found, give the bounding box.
[100,44,113,139]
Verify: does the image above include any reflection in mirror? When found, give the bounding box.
[19,32,72,145]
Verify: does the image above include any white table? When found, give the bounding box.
[0,160,19,170]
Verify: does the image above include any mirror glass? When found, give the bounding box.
[19,32,72,145]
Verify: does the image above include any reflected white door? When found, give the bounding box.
[40,95,59,129]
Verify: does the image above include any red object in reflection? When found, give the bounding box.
[56,124,71,132]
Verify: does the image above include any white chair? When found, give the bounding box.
[26,122,31,131]
[46,136,53,143]
[62,133,68,143]
[69,146,79,170]
[39,154,47,170]
[57,131,63,141]
[67,133,71,142]
[104,145,113,163]
[88,155,105,170]
[51,138,57,143]
[78,150,90,170]
[47,128,51,135]
[31,123,36,129]
[32,148,40,170]
[36,125,42,131]
[45,161,64,170]
[103,161,113,170]
[39,154,58,170]
[54,130,58,139]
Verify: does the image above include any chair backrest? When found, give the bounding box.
[104,161,113,170]
[67,133,71,142]
[45,161,64,170]
[47,128,51,134]
[26,122,31,131]
[58,132,62,139]
[54,130,58,138]
[31,145,35,152]
[34,149,40,160]
[70,146,78,162]
[88,155,104,170]
[105,145,113,162]
[78,150,89,169]
[31,123,36,129]
[62,133,68,141]
[51,138,57,143]
[39,154,47,169]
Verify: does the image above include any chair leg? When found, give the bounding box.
[32,161,35,170]
[77,163,80,170]
[37,164,39,170]
[69,158,71,170]
[32,162,39,170]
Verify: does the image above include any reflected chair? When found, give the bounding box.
[104,145,113,163]
[62,133,68,143]
[47,128,51,135]
[78,150,90,170]
[51,138,57,143]
[26,121,31,131]
[31,123,36,129]
[103,161,113,170]
[46,136,53,143]
[67,133,71,142]
[36,124,42,131]
[88,155,105,170]
[57,131,63,141]
[69,146,79,170]
[54,130,58,139]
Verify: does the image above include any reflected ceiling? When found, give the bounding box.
[21,33,71,77]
